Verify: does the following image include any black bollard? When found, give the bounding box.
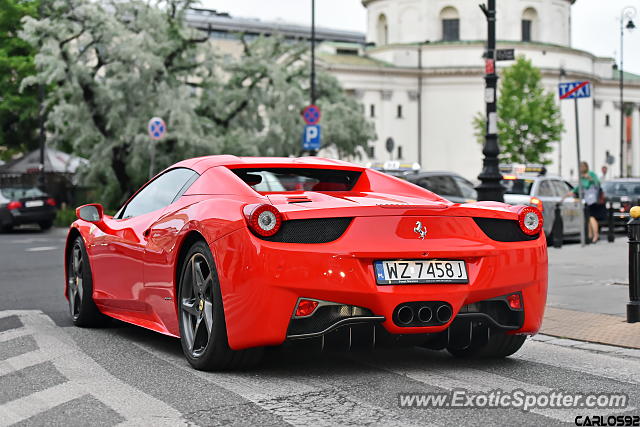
[584,205,591,245]
[627,206,640,323]
[608,200,615,243]
[552,202,563,248]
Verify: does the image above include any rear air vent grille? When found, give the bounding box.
[257,218,353,243]
[473,218,539,242]
[287,196,312,203]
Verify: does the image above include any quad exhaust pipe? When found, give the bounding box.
[393,302,452,327]
[436,305,452,323]
[397,306,414,324]
[417,306,433,323]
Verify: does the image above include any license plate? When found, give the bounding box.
[24,200,44,208]
[374,260,468,285]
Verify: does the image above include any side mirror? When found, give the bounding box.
[76,204,104,223]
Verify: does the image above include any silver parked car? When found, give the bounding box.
[501,168,581,243]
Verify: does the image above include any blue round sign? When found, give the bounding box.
[148,117,167,141]
[302,105,321,125]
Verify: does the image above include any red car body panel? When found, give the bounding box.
[65,156,548,350]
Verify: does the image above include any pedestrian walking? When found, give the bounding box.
[563,161,606,243]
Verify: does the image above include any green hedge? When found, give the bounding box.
[54,208,76,228]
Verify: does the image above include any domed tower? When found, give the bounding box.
[363,0,574,47]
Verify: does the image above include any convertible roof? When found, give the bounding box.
[173,155,361,174]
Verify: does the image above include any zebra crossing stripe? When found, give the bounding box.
[0,383,86,426]
[0,327,30,344]
[364,347,635,423]
[132,340,425,427]
[517,340,640,385]
[0,311,188,426]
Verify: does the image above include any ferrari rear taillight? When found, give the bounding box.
[244,203,282,237]
[518,206,543,236]
[7,201,22,210]
[46,198,56,207]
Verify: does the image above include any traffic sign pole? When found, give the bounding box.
[558,81,591,246]
[574,97,586,247]
[149,145,156,180]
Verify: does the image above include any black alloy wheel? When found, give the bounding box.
[67,237,108,327]
[177,240,262,371]
[180,252,215,358]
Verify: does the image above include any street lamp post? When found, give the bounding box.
[476,0,504,202]
[620,6,636,178]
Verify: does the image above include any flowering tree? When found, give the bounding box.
[21,0,374,207]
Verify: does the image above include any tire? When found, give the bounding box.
[447,331,526,358]
[178,240,262,371]
[67,236,109,327]
[39,221,53,231]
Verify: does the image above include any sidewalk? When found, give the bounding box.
[541,236,639,348]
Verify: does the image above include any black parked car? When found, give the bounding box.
[407,171,477,203]
[601,178,640,227]
[0,187,57,232]
[371,162,477,203]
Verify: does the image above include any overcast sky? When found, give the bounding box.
[201,0,640,74]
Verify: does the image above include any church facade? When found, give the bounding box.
[321,0,640,180]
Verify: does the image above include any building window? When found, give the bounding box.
[397,105,403,118]
[606,114,611,127]
[522,20,532,42]
[370,104,375,118]
[397,146,403,159]
[368,145,375,158]
[440,7,460,41]
[377,14,388,45]
[336,48,359,56]
[442,19,459,41]
[522,8,537,42]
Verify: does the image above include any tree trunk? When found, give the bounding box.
[111,144,130,197]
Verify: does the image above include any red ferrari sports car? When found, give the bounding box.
[65,156,547,370]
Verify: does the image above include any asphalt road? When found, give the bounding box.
[1,227,639,426]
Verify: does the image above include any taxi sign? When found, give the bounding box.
[558,81,591,100]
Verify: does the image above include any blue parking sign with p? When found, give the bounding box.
[302,125,321,151]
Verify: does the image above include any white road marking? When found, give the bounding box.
[0,311,188,426]
[0,327,30,343]
[367,345,635,424]
[25,246,58,252]
[0,383,86,425]
[516,340,640,385]
[9,238,55,244]
[0,349,55,377]
[134,340,424,427]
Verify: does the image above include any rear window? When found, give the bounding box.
[231,168,361,192]
[502,178,534,195]
[1,187,45,200]
[603,181,640,197]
